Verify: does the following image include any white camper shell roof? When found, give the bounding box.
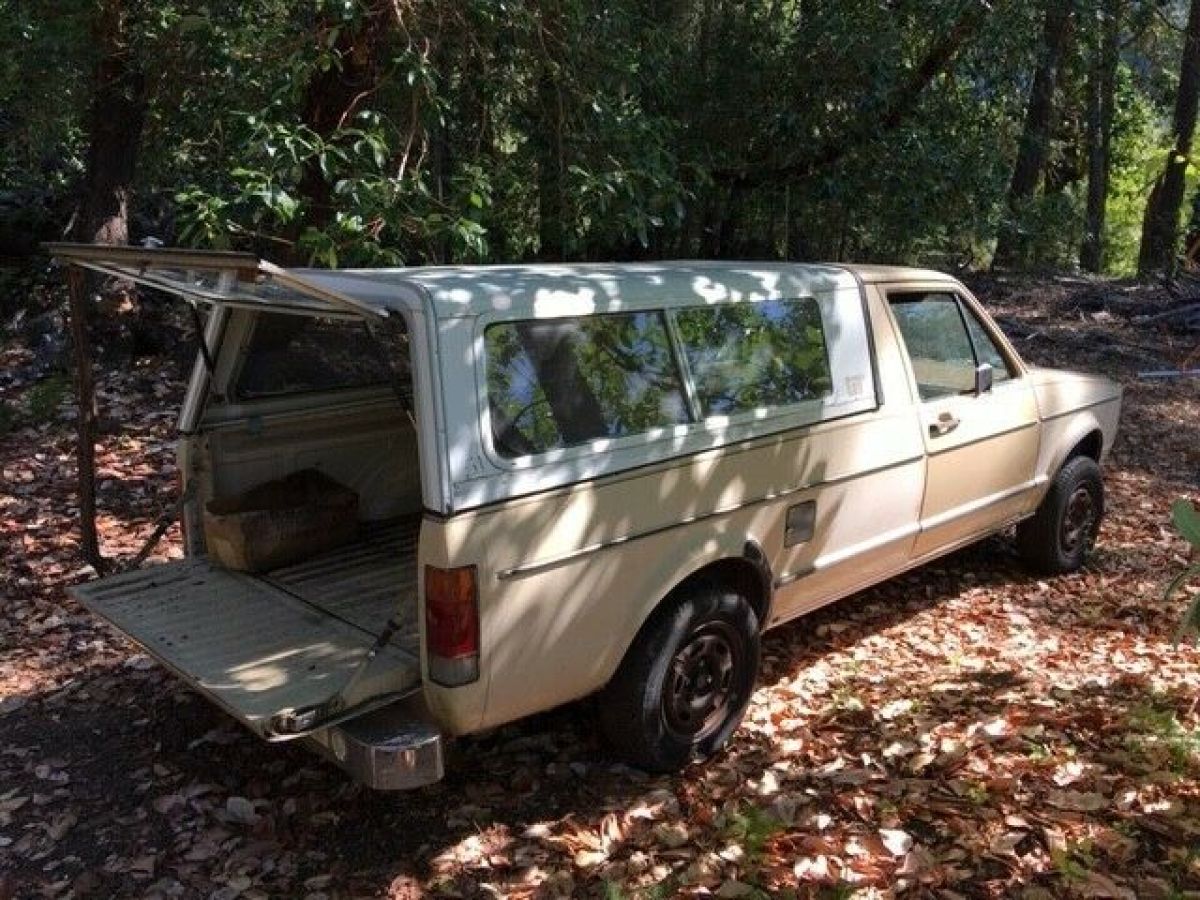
[48,243,869,322]
[49,244,887,512]
[302,260,861,320]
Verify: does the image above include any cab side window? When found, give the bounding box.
[890,292,1016,401]
[961,305,1014,385]
[889,294,977,400]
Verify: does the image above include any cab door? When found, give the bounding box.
[887,290,1041,558]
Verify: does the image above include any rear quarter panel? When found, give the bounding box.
[421,406,925,735]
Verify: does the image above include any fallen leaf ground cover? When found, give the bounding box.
[0,275,1197,899]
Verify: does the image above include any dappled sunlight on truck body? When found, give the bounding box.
[48,245,1123,788]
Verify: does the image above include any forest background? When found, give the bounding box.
[4,0,1200,292]
[3,5,1200,898]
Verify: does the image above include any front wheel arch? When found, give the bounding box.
[1065,428,1104,464]
[1017,455,1104,574]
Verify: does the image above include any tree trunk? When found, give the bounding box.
[535,63,566,260]
[994,0,1074,269]
[533,1,567,262]
[293,3,392,260]
[1138,0,1200,275]
[514,322,606,443]
[65,269,105,572]
[65,0,148,573]
[1081,0,1122,273]
[716,182,747,258]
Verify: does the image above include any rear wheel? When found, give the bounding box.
[1016,455,1104,574]
[599,585,759,773]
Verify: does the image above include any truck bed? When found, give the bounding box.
[70,517,422,739]
[269,518,420,650]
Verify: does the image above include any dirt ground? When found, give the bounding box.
[1,274,1198,899]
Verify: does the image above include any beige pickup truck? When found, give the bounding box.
[51,245,1122,789]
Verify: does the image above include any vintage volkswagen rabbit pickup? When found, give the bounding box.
[50,245,1122,789]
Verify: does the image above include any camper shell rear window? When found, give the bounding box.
[234,313,395,400]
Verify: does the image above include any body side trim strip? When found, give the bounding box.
[1038,395,1122,423]
[919,476,1046,532]
[816,522,921,570]
[772,476,1047,589]
[496,452,925,581]
[774,522,921,587]
[773,566,815,589]
[768,508,1037,628]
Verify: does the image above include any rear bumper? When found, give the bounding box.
[304,700,444,790]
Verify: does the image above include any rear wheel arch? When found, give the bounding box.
[1065,429,1104,464]
[657,547,773,633]
[599,559,764,772]
[604,546,772,697]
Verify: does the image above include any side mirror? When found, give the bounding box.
[975,363,994,395]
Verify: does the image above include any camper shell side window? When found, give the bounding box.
[673,298,834,420]
[485,311,692,459]
[474,291,873,480]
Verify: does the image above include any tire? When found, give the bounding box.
[1016,455,1104,575]
[599,583,760,773]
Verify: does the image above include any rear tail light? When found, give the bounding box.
[424,565,480,686]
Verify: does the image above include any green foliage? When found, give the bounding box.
[0,0,1192,273]
[635,878,680,900]
[1127,700,1200,772]
[0,373,72,434]
[1051,839,1097,883]
[815,884,856,900]
[722,803,782,861]
[0,400,17,437]
[25,374,71,424]
[1169,500,1200,642]
[1106,65,1173,276]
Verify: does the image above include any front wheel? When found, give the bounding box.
[1016,455,1105,574]
[599,585,760,773]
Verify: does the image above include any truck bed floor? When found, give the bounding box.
[267,516,420,652]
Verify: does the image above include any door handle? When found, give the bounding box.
[929,412,960,438]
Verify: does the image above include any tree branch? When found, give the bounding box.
[712,1,990,189]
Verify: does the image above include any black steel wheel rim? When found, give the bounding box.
[1061,485,1098,554]
[662,621,741,741]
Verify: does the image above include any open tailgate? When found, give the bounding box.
[52,243,422,739]
[70,559,421,740]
